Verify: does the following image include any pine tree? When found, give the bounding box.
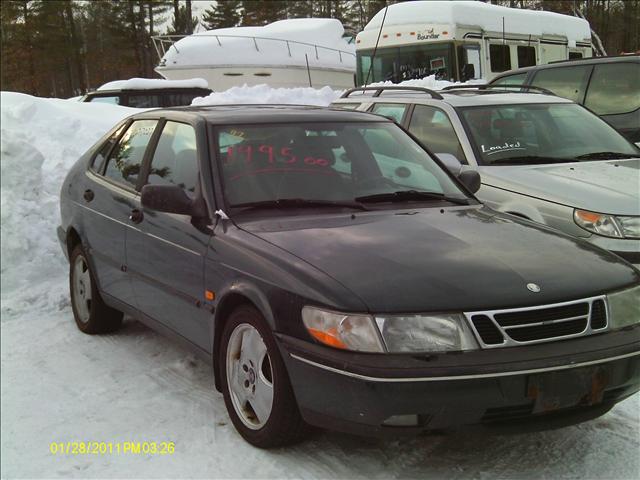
[202,0,241,30]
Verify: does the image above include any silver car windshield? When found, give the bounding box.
[216,122,470,208]
[459,103,640,165]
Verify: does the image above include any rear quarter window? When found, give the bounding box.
[530,65,591,102]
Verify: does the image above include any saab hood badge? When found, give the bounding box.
[527,283,541,293]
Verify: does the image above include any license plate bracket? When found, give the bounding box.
[527,366,608,414]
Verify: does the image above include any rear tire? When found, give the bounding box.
[69,245,123,334]
[220,305,308,448]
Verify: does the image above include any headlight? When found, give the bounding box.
[574,210,640,239]
[376,314,479,352]
[302,307,479,353]
[607,284,640,329]
[301,307,384,352]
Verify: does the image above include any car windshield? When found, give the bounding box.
[459,103,640,165]
[215,122,470,208]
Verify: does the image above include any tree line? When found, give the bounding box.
[1,1,638,98]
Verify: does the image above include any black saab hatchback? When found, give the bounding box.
[58,105,640,448]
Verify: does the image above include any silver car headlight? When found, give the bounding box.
[607,284,640,329]
[375,314,479,352]
[574,209,640,239]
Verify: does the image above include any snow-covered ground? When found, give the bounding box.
[1,90,639,479]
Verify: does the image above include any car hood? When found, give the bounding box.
[479,159,640,215]
[239,206,638,313]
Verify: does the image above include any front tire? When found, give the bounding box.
[69,245,123,334]
[220,305,308,448]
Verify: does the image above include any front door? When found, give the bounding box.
[126,120,212,351]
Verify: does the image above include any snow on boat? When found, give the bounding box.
[153,19,356,90]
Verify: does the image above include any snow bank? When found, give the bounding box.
[97,77,209,91]
[191,83,341,107]
[0,92,136,307]
[364,1,591,42]
[160,18,355,71]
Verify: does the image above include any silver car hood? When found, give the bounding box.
[479,159,640,216]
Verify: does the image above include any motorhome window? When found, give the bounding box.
[489,44,511,72]
[408,105,467,163]
[457,45,482,81]
[584,63,640,115]
[530,66,590,102]
[491,73,527,87]
[127,94,163,108]
[517,46,536,68]
[357,43,454,84]
[370,104,408,124]
[88,95,120,105]
[569,52,583,59]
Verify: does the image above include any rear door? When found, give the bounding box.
[81,119,158,308]
[126,119,212,351]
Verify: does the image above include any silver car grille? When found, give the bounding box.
[464,295,608,349]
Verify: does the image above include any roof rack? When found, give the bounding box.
[341,86,443,100]
[442,84,555,96]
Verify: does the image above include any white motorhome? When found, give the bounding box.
[153,19,356,90]
[356,1,592,85]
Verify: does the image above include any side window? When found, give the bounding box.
[91,123,127,172]
[104,120,158,188]
[569,52,583,59]
[88,95,120,105]
[332,103,361,110]
[517,46,536,68]
[127,95,163,108]
[408,105,467,163]
[491,73,528,87]
[370,103,408,123]
[530,66,590,102]
[147,122,199,197]
[584,63,640,115]
[490,44,511,72]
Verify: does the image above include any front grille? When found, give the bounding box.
[465,296,608,348]
[471,315,504,345]
[590,299,607,329]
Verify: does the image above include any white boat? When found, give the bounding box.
[153,19,356,90]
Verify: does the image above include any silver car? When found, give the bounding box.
[332,86,640,266]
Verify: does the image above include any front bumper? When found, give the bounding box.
[277,325,640,436]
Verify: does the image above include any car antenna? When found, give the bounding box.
[364,5,389,86]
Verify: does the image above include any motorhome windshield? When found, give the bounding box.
[357,42,455,84]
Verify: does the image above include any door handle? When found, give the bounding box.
[129,209,144,224]
[83,189,94,202]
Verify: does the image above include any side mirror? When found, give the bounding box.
[461,63,475,82]
[458,170,481,194]
[436,153,463,175]
[141,184,206,217]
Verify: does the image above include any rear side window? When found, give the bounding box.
[408,105,466,163]
[584,63,640,115]
[333,103,361,110]
[147,122,199,197]
[370,103,408,123]
[164,93,205,107]
[91,123,127,172]
[517,46,536,68]
[490,44,511,72]
[104,120,158,188]
[491,73,528,87]
[530,66,591,102]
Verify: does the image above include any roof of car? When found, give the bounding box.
[131,104,391,124]
[333,90,573,108]
[491,54,640,80]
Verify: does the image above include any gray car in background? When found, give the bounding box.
[331,86,640,266]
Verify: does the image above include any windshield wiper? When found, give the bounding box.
[488,155,572,165]
[230,198,370,211]
[573,151,640,160]
[355,190,469,205]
